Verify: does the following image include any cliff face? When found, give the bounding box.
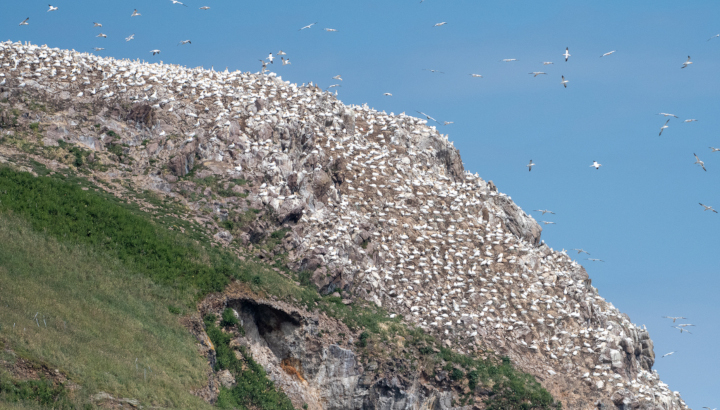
[0,40,688,409]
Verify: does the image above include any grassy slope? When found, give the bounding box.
[0,215,213,409]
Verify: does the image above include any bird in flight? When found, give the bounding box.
[299,22,317,31]
[672,326,692,334]
[48,5,58,12]
[534,209,555,215]
[170,0,188,6]
[681,56,693,68]
[178,40,191,45]
[433,22,447,27]
[658,113,678,118]
[501,59,517,62]
[469,74,483,78]
[277,50,286,56]
[324,28,337,32]
[125,34,135,42]
[542,61,554,65]
[527,160,535,171]
[572,248,590,255]
[332,75,342,81]
[326,84,341,90]
[563,47,571,61]
[600,50,616,57]
[443,121,453,125]
[661,352,675,358]
[676,323,695,327]
[663,316,687,322]
[383,93,392,96]
[281,57,291,65]
[131,9,141,17]
[199,6,210,10]
[709,34,720,41]
[266,53,274,64]
[93,22,102,27]
[423,69,444,74]
[19,18,29,26]
[590,160,602,169]
[702,407,717,410]
[97,33,107,38]
[416,111,439,124]
[659,119,670,136]
[561,75,568,88]
[586,258,604,262]
[529,72,547,77]
[542,221,556,225]
[684,119,698,123]
[94,47,105,51]
[699,203,718,213]
[150,49,161,56]
[694,153,707,171]
[710,147,720,152]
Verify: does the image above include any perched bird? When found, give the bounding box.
[178,40,191,45]
[131,9,141,17]
[659,119,670,136]
[0,79,5,86]
[586,258,604,262]
[332,75,342,81]
[324,28,337,32]
[661,352,675,358]
[150,49,161,56]
[563,47,571,61]
[710,147,720,152]
[47,5,58,12]
[277,50,287,56]
[672,326,692,334]
[383,92,392,96]
[94,47,105,51]
[600,50,616,57]
[590,160,602,169]
[199,6,210,10]
[694,153,707,171]
[542,221,556,225]
[662,316,687,322]
[699,203,718,213]
[19,17,29,26]
[125,34,135,42]
[433,22,447,27]
[266,53,274,64]
[529,72,547,77]
[572,249,590,255]
[501,59,517,62]
[97,33,107,38]
[527,160,535,171]
[542,61,554,65]
[469,74,483,78]
[299,22,317,31]
[681,56,693,68]
[684,119,698,122]
[708,34,720,41]
[170,0,188,6]
[93,22,102,27]
[658,113,678,118]
[534,209,555,215]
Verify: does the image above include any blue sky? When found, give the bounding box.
[2,0,719,407]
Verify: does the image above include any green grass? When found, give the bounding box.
[0,215,213,409]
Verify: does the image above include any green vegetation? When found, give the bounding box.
[203,315,294,410]
[0,215,212,408]
[220,308,239,328]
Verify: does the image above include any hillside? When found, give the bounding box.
[0,40,688,409]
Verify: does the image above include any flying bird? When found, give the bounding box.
[178,40,191,45]
[332,75,342,81]
[527,160,535,171]
[658,113,678,118]
[125,34,135,42]
[266,53,274,64]
[590,160,602,169]
[324,28,337,32]
[97,33,107,38]
[443,121,453,125]
[681,56,693,68]
[672,326,692,334]
[19,18,29,26]
[299,22,317,31]
[47,5,58,12]
[542,221,556,225]
[470,74,483,78]
[93,22,102,27]
[659,119,670,136]
[423,69,444,73]
[199,6,210,10]
[383,93,392,96]
[277,50,286,56]
[662,316,687,322]
[281,57,291,65]
[534,209,555,215]
[542,61,553,65]
[170,0,188,6]
[150,49,161,56]
[416,111,439,123]
[702,407,717,410]
[600,50,616,57]
[94,47,105,51]
[694,153,707,171]
[326,84,341,90]
[561,75,568,88]
[708,34,720,41]
[710,147,720,152]
[572,249,590,255]
[586,258,604,262]
[501,59,517,62]
[661,352,675,358]
[699,203,718,213]
[676,324,695,327]
[529,72,547,77]
[433,22,447,27]
[684,119,698,122]
[131,9,141,17]
[563,47,571,61]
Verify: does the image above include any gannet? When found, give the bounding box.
[563,47,571,62]
[561,75,568,88]
[299,22,317,31]
[433,22,447,27]
[658,112,678,118]
[277,50,286,55]
[281,57,291,65]
[663,316,687,322]
[97,33,107,38]
[708,34,720,41]
[572,249,590,255]
[150,49,161,56]
[699,203,718,213]
[672,326,692,334]
[131,9,141,17]
[590,160,601,169]
[527,160,535,171]
[93,22,102,27]
[416,111,439,123]
[48,5,58,12]
[600,50,615,57]
[659,119,670,136]
[534,209,555,215]
[266,53,274,63]
[199,6,210,10]
[170,0,188,6]
[684,119,698,122]
[178,40,191,45]
[324,28,337,32]
[661,352,675,358]
[443,121,453,125]
[19,18,29,26]
[681,56,692,68]
[94,47,105,51]
[501,59,517,62]
[383,92,392,96]
[542,61,553,65]
[333,75,342,81]
[470,74,483,77]
[710,147,720,152]
[542,221,556,225]
[423,69,444,73]
[585,258,604,262]
[694,153,706,171]
[529,72,547,77]
[125,34,135,42]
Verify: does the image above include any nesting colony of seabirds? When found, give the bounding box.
[2,2,715,409]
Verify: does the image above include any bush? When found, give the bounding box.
[450,368,464,381]
[221,308,239,328]
[357,331,370,348]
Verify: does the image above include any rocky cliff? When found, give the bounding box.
[0,40,689,409]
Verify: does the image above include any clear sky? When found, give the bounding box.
[2,0,718,407]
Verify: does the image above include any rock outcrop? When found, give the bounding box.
[0,40,688,409]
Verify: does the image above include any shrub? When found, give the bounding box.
[357,331,370,348]
[221,308,239,328]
